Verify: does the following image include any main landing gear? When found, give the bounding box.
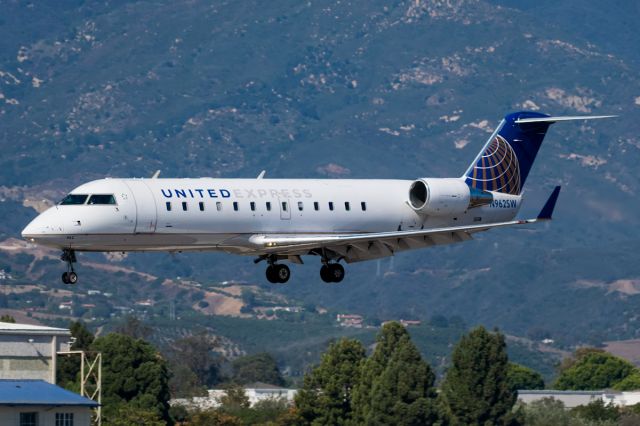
[266,263,290,284]
[61,249,78,285]
[320,263,345,283]
[257,253,346,284]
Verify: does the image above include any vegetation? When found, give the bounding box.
[356,322,442,425]
[231,352,285,386]
[295,338,366,425]
[0,314,15,323]
[507,363,545,391]
[555,348,637,390]
[441,326,519,425]
[92,333,171,423]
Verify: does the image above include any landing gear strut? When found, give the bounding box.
[264,257,290,284]
[61,249,78,285]
[320,263,345,283]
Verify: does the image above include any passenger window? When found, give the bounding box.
[60,194,88,205]
[250,201,256,211]
[345,202,350,211]
[88,194,116,205]
[166,202,172,212]
[361,202,367,211]
[282,202,288,212]
[266,202,271,211]
[298,201,304,211]
[199,202,205,211]
[329,202,334,211]
[314,201,319,211]
[233,202,239,211]
[216,202,222,211]
[182,202,188,211]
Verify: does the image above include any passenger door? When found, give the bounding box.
[124,180,157,233]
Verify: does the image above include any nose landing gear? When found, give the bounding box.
[61,249,78,285]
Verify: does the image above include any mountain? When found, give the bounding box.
[1,0,640,354]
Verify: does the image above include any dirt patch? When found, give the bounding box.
[0,284,43,295]
[605,340,640,366]
[607,280,640,295]
[194,290,249,317]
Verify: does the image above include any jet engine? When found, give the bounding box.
[408,178,493,216]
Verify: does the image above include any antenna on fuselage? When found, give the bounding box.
[151,170,161,179]
[257,170,266,179]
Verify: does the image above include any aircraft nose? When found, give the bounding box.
[21,208,64,240]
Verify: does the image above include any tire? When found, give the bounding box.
[320,265,333,283]
[276,264,290,283]
[67,272,78,284]
[62,272,70,284]
[329,264,345,283]
[266,265,279,284]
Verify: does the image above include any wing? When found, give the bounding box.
[244,186,561,263]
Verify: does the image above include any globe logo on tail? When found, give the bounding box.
[465,135,521,195]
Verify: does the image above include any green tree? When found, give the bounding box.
[188,408,242,426]
[218,384,250,409]
[168,331,222,390]
[614,372,640,391]
[114,314,152,339]
[103,403,165,426]
[295,338,366,425]
[91,333,171,422]
[57,321,95,391]
[352,322,441,425]
[70,320,95,349]
[555,350,636,390]
[0,314,15,323]
[232,352,285,386]
[506,363,545,391]
[570,399,620,423]
[168,362,207,398]
[441,326,517,425]
[522,397,570,426]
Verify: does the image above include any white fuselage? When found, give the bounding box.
[22,177,521,257]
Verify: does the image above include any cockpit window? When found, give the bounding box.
[60,194,88,205]
[88,194,116,205]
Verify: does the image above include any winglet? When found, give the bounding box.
[537,186,561,220]
[151,170,161,179]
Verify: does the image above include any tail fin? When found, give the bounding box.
[463,112,615,195]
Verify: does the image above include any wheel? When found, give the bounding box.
[320,265,333,283]
[329,263,345,283]
[266,265,279,284]
[67,271,78,284]
[276,264,290,283]
[62,272,70,284]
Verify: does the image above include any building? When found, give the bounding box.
[518,390,640,408]
[171,382,298,410]
[0,379,97,426]
[0,322,71,383]
[336,314,363,328]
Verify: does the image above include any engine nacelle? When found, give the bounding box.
[408,178,493,216]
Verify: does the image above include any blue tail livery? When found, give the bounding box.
[463,112,616,195]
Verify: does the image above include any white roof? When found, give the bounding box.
[0,322,70,335]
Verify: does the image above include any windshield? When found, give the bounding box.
[88,194,116,205]
[59,194,88,205]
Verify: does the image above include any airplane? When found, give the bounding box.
[21,111,613,285]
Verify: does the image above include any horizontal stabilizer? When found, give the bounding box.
[537,186,562,220]
[515,115,617,124]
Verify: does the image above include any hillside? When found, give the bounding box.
[1,0,639,363]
